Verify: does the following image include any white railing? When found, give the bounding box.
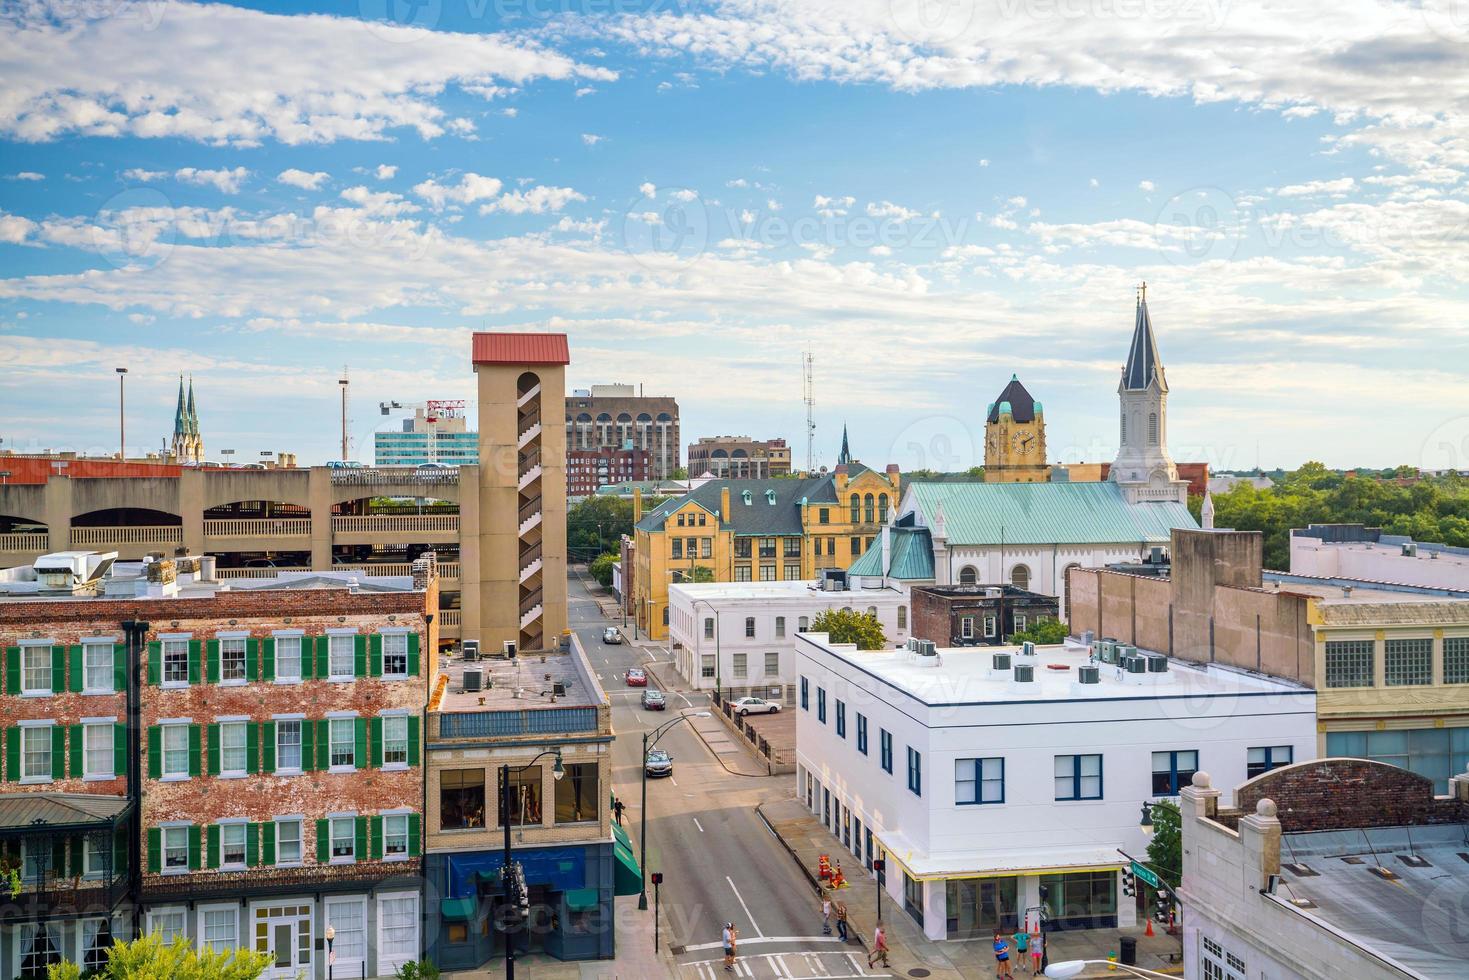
[519,557,542,583]
[520,603,543,630]
[0,533,48,551]
[329,562,413,576]
[439,610,462,626]
[440,562,460,582]
[518,511,542,536]
[216,567,311,579]
[328,467,459,487]
[331,515,459,533]
[203,518,312,537]
[516,383,541,408]
[70,525,182,545]
[517,422,542,450]
[518,464,542,492]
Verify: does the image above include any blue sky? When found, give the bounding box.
[2,0,1468,472]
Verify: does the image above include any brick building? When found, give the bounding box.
[0,553,436,980]
[566,447,651,498]
[565,384,679,480]
[910,584,1060,646]
[686,436,792,479]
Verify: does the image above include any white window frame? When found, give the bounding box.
[376,890,420,976]
[275,816,304,867]
[219,820,248,870]
[381,714,409,770]
[1014,613,1027,632]
[200,903,239,954]
[82,719,115,780]
[83,835,109,879]
[960,617,974,640]
[381,630,409,679]
[218,633,248,685]
[160,635,191,688]
[700,655,715,679]
[82,640,116,694]
[19,720,54,784]
[274,716,304,775]
[382,811,411,861]
[732,653,747,679]
[218,719,248,778]
[274,631,303,684]
[983,616,997,638]
[147,906,186,943]
[161,824,191,875]
[328,631,356,682]
[161,721,191,781]
[328,715,356,772]
[20,641,53,697]
[764,651,779,676]
[324,896,367,969]
[15,921,62,978]
[329,814,356,864]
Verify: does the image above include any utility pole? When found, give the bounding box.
[114,367,128,459]
[803,350,816,474]
[338,366,350,462]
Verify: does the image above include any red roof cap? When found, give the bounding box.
[472,332,570,366]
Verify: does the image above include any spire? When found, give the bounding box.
[173,374,187,436]
[1202,489,1215,530]
[838,424,852,466]
[1122,282,1166,391]
[986,375,1039,423]
[186,376,198,435]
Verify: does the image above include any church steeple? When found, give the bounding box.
[1111,284,1185,503]
[173,375,188,437]
[1123,281,1166,392]
[838,424,852,466]
[170,374,204,464]
[186,376,198,435]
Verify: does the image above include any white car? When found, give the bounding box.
[732,696,780,717]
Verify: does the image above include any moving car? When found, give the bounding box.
[641,689,666,710]
[602,627,623,645]
[644,748,673,777]
[731,696,780,717]
[625,667,647,687]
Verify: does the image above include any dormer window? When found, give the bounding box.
[766,489,777,505]
[742,490,752,506]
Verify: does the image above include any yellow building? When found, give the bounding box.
[983,375,1049,483]
[631,462,902,639]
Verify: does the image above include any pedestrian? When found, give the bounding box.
[868,924,890,969]
[1011,927,1029,974]
[1030,929,1044,974]
[821,893,832,935]
[835,899,849,941]
[993,931,1012,979]
[723,922,737,972]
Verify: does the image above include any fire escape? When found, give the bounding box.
[516,373,545,651]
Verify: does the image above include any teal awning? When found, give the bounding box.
[441,897,478,922]
[613,839,641,896]
[565,887,599,912]
[611,821,632,850]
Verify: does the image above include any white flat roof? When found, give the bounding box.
[800,636,1309,705]
[669,580,901,601]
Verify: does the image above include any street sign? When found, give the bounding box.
[1132,861,1161,889]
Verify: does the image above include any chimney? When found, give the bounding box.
[835,464,848,493]
[880,523,892,582]
[886,463,900,490]
[633,488,643,524]
[720,486,731,523]
[199,555,216,581]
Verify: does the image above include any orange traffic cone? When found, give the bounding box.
[1145,917,1154,938]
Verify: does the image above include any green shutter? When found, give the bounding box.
[316,720,330,771]
[370,815,384,860]
[246,639,259,683]
[315,819,329,864]
[354,816,368,860]
[187,824,202,870]
[261,722,276,773]
[369,634,383,677]
[147,642,161,687]
[261,821,276,867]
[4,729,17,782]
[113,723,127,778]
[113,644,128,692]
[188,725,202,778]
[369,716,383,769]
[51,725,66,780]
[314,636,329,680]
[246,823,260,868]
[354,717,367,770]
[187,640,202,685]
[4,647,19,695]
[206,640,220,685]
[207,723,221,776]
[408,814,421,857]
[147,726,161,780]
[300,722,314,772]
[146,828,161,874]
[300,638,314,680]
[68,724,83,778]
[246,723,259,775]
[353,634,367,678]
[206,824,220,869]
[68,645,84,693]
[406,632,420,676]
[407,716,420,767]
[261,638,275,683]
[51,645,66,694]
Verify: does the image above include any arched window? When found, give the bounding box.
[878,495,889,524]
[897,605,907,630]
[1011,564,1030,591]
[1148,412,1159,445]
[850,493,860,523]
[863,494,875,524]
[959,566,978,586]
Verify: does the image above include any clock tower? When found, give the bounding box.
[983,374,1049,483]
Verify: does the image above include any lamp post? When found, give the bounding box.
[1139,801,1155,836]
[638,710,710,911]
[499,748,564,980]
[689,597,721,702]
[114,367,127,459]
[324,924,335,980]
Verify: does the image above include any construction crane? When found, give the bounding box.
[378,399,467,465]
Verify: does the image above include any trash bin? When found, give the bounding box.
[1120,935,1138,966]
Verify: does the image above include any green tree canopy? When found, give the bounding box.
[48,933,273,980]
[1009,617,1069,645]
[567,494,669,563]
[1144,798,1182,891]
[810,608,888,650]
[588,551,619,588]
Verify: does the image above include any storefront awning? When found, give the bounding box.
[613,840,642,896]
[565,887,600,912]
[611,821,632,850]
[441,896,478,922]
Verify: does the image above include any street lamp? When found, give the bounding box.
[114,367,127,460]
[689,597,721,702]
[1139,802,1155,836]
[499,747,564,980]
[1045,960,1177,979]
[324,924,335,980]
[638,710,710,911]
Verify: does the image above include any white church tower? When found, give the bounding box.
[1110,284,1188,504]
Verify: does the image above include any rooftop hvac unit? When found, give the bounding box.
[462,666,484,691]
[462,640,480,661]
[1020,641,1036,657]
[1146,653,1170,673]
[991,653,1012,671]
[1150,546,1166,564]
[906,637,919,653]
[552,682,567,696]
[1013,663,1035,683]
[1402,543,1418,557]
[1080,629,1095,647]
[1097,639,1116,659]
[1117,644,1136,662]
[1122,654,1149,674]
[915,639,937,657]
[1077,664,1100,684]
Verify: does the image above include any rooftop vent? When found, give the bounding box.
[462,666,483,692]
[914,639,937,657]
[1013,663,1034,683]
[991,653,1012,671]
[1076,664,1100,684]
[1396,854,1431,868]
[1282,863,1318,878]
[1020,641,1036,657]
[1122,654,1149,674]
[1367,866,1399,881]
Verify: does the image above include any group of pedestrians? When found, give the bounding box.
[992,927,1044,976]
[819,892,850,940]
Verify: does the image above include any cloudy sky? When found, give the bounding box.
[2,0,1468,472]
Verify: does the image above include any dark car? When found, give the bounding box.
[644,748,673,777]
[641,689,666,710]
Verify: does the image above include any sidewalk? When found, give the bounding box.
[757,798,1184,979]
[444,895,674,980]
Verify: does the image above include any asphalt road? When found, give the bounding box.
[565,573,889,978]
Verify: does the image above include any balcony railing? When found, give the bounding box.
[436,706,598,739]
[329,467,460,487]
[216,567,311,579]
[203,518,311,537]
[331,515,459,533]
[70,525,182,545]
[517,496,542,526]
[439,610,461,626]
[0,533,48,551]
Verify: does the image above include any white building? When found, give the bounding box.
[794,633,1316,942]
[1290,523,1469,591]
[667,579,911,703]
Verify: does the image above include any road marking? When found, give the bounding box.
[693,817,704,833]
[726,876,763,937]
[680,937,843,952]
[669,777,679,786]
[678,692,693,707]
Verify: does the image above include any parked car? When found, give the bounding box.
[644,748,673,777]
[641,689,666,711]
[625,667,647,687]
[731,696,780,717]
[602,627,623,645]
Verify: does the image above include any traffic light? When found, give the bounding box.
[1155,891,1170,921]
[1121,867,1135,897]
[651,872,664,885]
[872,859,885,871]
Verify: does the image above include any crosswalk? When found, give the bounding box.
[677,949,891,979]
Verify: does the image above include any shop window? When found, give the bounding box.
[555,763,599,824]
[440,769,486,830]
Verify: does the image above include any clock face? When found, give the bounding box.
[1011,430,1035,455]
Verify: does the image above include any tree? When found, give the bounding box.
[1145,798,1182,891]
[1009,617,1068,645]
[588,552,618,588]
[566,495,669,563]
[810,608,887,650]
[48,933,273,980]
[669,467,689,479]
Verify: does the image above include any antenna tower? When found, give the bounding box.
[338,365,351,461]
[803,350,816,474]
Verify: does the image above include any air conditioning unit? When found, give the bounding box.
[462,666,484,691]
[1080,629,1095,647]
[1097,639,1116,662]
[906,637,919,652]
[1122,655,1149,674]
[991,653,1012,671]
[1146,653,1170,673]
[462,640,480,661]
[915,640,937,657]
[1013,663,1035,683]
[1077,664,1100,684]
[1020,641,1036,657]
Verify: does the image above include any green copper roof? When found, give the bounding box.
[909,480,1195,546]
[848,525,935,580]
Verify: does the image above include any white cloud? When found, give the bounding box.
[575,87,596,97]
[1006,196,1027,208]
[866,200,921,221]
[671,189,699,202]
[1276,177,1357,197]
[1089,177,1099,188]
[502,108,519,118]
[766,198,781,211]
[374,165,398,180]
[582,133,605,145]
[412,173,505,209]
[978,158,990,168]
[739,209,756,224]
[990,214,1019,230]
[814,194,855,217]
[481,186,586,215]
[639,182,657,198]
[0,3,613,145]
[870,245,892,256]
[277,169,330,190]
[124,166,249,193]
[0,213,37,244]
[726,178,749,188]
[122,168,166,182]
[1138,180,1156,193]
[127,312,155,325]
[7,172,43,181]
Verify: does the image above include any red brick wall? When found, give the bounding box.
[1235,759,1468,832]
[911,588,947,643]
